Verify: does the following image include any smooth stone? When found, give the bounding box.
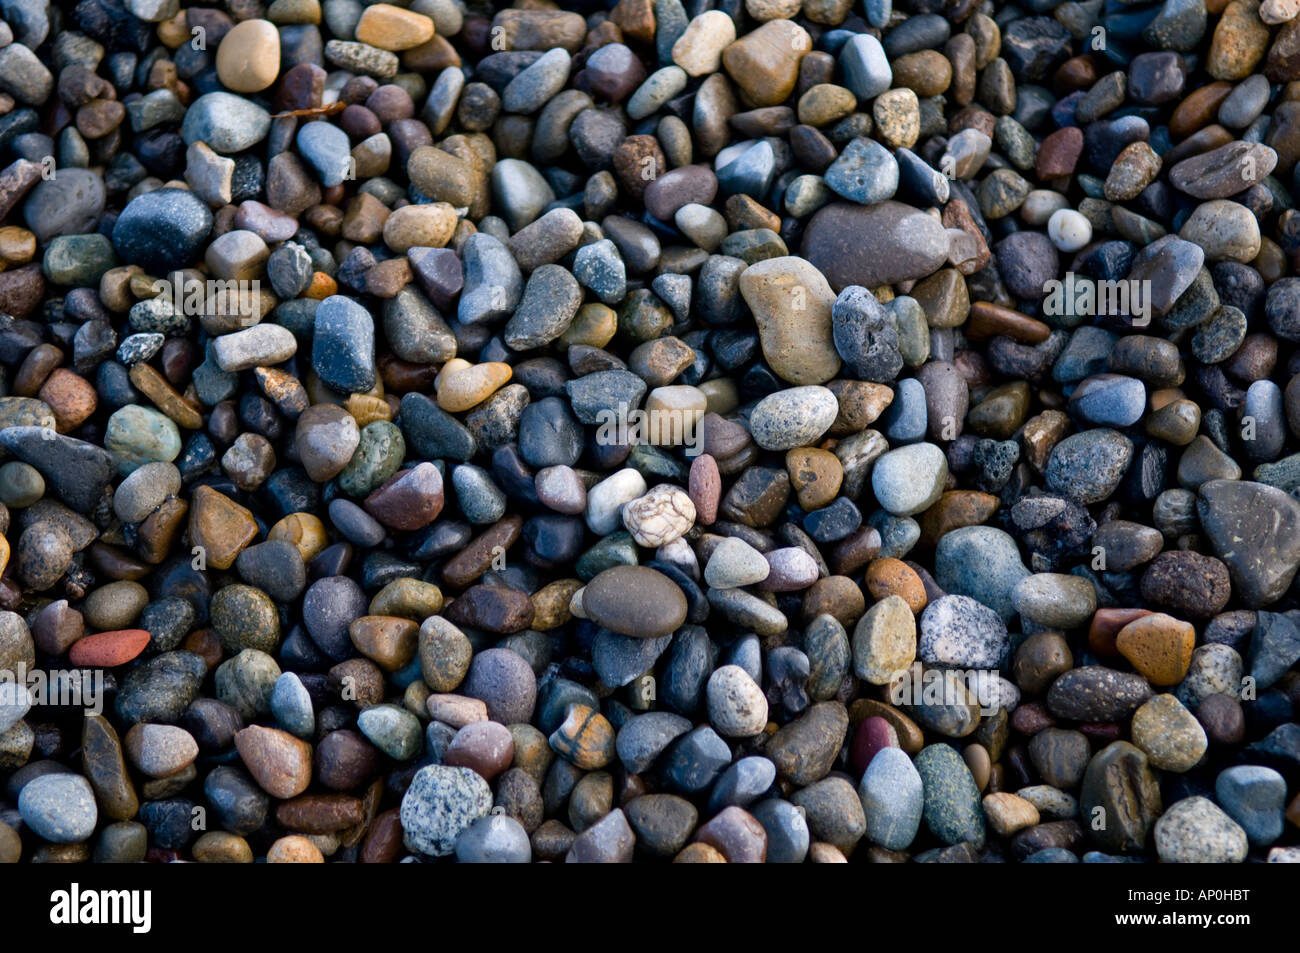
[871,443,948,516]
[914,743,985,848]
[858,746,923,850]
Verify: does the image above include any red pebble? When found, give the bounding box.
[849,715,897,778]
[688,453,720,525]
[68,629,151,667]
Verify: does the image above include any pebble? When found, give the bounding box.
[400,764,493,857]
[1132,694,1208,772]
[858,746,923,849]
[914,744,985,848]
[919,595,1008,669]
[749,386,838,450]
[582,566,687,639]
[1154,796,1249,863]
[456,815,531,863]
[313,296,376,394]
[18,774,97,843]
[871,443,948,516]
[739,256,840,385]
[706,665,769,737]
[0,0,1290,872]
[1215,765,1286,846]
[1047,667,1154,722]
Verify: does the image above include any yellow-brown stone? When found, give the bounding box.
[355,3,435,50]
[721,19,810,107]
[1021,409,1071,471]
[532,578,582,630]
[1116,612,1196,686]
[189,485,258,570]
[369,578,443,620]
[786,447,843,511]
[349,615,418,671]
[435,358,512,412]
[129,362,203,429]
[268,512,328,563]
[917,490,1000,547]
[864,558,928,614]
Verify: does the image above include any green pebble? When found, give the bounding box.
[104,404,181,476]
[339,420,406,497]
[994,116,1035,171]
[0,461,44,507]
[915,742,986,848]
[214,648,282,720]
[627,443,689,484]
[358,704,423,760]
[890,295,931,367]
[42,234,118,288]
[210,584,281,654]
[575,531,639,581]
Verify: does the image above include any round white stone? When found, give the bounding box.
[1047,208,1093,253]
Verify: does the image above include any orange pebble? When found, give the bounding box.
[303,272,338,299]
[1088,607,1154,657]
[1116,613,1196,686]
[864,558,928,614]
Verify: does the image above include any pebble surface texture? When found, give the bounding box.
[0,0,1298,870]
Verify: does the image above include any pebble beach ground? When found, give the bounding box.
[0,0,1297,866]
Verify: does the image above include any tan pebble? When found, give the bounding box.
[963,742,991,791]
[269,512,329,562]
[864,558,927,614]
[383,203,458,252]
[355,3,435,51]
[786,447,842,511]
[426,693,488,728]
[216,19,282,93]
[435,359,512,412]
[192,831,254,863]
[267,835,324,863]
[673,842,728,862]
[809,842,849,862]
[982,792,1040,837]
[672,11,737,77]
[0,226,35,264]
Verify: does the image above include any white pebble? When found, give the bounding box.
[1047,208,1093,253]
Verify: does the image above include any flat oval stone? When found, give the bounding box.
[749,386,838,451]
[582,565,687,638]
[858,746,923,850]
[1011,573,1097,628]
[1046,666,1153,722]
[803,201,951,291]
[1169,141,1277,199]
